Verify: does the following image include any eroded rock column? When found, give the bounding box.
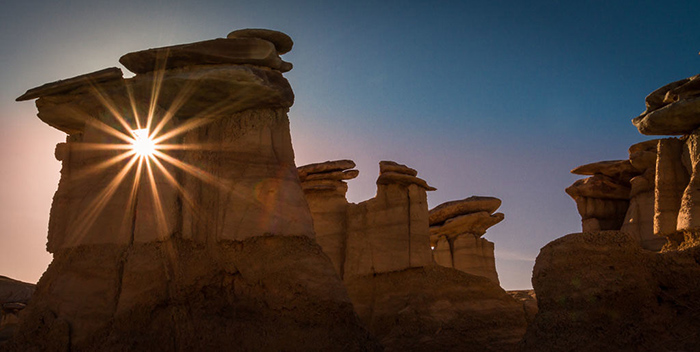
[428,196,504,284]
[9,29,380,352]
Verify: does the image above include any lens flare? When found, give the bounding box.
[132,128,156,157]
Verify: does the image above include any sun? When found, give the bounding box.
[131,128,156,157]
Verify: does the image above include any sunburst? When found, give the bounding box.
[63,67,230,245]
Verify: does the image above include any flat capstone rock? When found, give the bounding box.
[16,67,123,101]
[119,38,289,75]
[429,196,501,226]
[227,28,293,55]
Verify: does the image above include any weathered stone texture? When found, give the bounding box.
[428,197,503,283]
[521,231,700,352]
[345,266,527,352]
[9,29,382,351]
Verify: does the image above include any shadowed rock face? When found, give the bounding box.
[7,29,381,351]
[298,161,525,351]
[531,72,700,351]
[345,266,527,352]
[521,231,700,352]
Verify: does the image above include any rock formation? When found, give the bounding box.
[0,277,35,343]
[6,29,381,351]
[298,160,527,351]
[429,196,504,284]
[525,72,700,350]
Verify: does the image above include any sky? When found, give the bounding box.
[0,0,699,290]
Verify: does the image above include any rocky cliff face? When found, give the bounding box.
[526,73,700,351]
[6,29,380,351]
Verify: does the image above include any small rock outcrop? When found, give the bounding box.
[0,277,35,343]
[298,160,527,351]
[7,29,381,351]
[429,196,504,284]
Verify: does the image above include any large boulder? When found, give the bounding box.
[521,231,700,351]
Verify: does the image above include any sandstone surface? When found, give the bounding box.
[120,37,291,74]
[521,231,700,351]
[227,28,294,54]
[429,196,501,226]
[633,74,700,135]
[345,265,527,352]
[16,67,123,102]
[8,30,381,351]
[428,198,503,284]
[0,277,36,343]
[570,159,637,180]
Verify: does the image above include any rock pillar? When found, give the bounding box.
[428,196,503,284]
[9,29,380,351]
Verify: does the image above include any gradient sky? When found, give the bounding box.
[1,0,699,290]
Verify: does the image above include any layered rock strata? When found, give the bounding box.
[7,29,380,351]
[299,161,527,351]
[298,160,435,279]
[429,196,504,283]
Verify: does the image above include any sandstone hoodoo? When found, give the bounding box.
[299,161,527,351]
[429,196,504,284]
[525,72,700,350]
[7,29,381,351]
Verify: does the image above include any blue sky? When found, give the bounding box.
[1,0,699,289]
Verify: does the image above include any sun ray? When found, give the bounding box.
[152,149,227,189]
[69,149,136,181]
[144,154,169,238]
[67,156,139,244]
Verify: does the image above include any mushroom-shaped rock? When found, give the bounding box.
[565,174,631,200]
[430,211,505,238]
[119,37,291,75]
[633,74,700,135]
[376,171,435,191]
[379,160,418,176]
[429,196,501,226]
[570,160,639,182]
[297,160,356,180]
[16,67,123,102]
[305,169,359,181]
[644,77,691,113]
[31,65,294,134]
[227,28,293,55]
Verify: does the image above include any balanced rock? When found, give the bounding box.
[119,37,292,75]
[429,197,504,284]
[431,211,504,238]
[565,174,630,200]
[378,160,418,176]
[429,196,501,226]
[227,28,294,55]
[633,74,700,135]
[297,159,356,180]
[570,159,638,181]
